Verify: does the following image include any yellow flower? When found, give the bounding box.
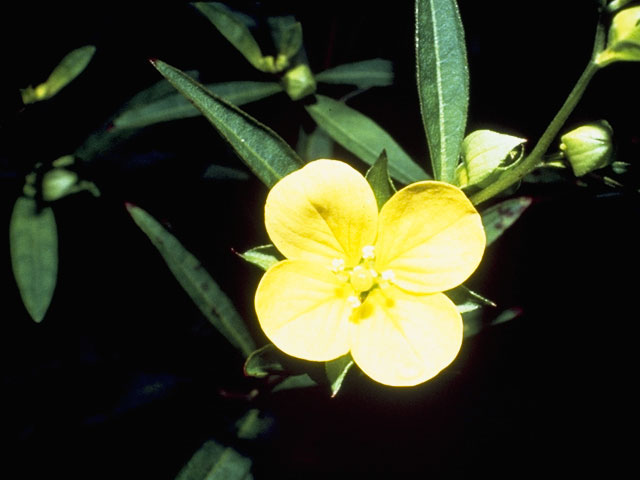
[254,160,485,386]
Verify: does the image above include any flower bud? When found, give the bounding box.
[595,6,640,67]
[282,64,316,101]
[42,168,79,201]
[455,130,526,188]
[560,121,613,176]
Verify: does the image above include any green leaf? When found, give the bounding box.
[316,59,394,89]
[365,150,397,209]
[325,354,355,398]
[175,439,252,480]
[202,164,250,181]
[268,16,303,61]
[9,197,58,323]
[296,126,334,162]
[22,45,96,103]
[151,59,303,188]
[481,197,532,246]
[194,2,282,73]
[235,408,274,440]
[236,244,281,272]
[113,81,283,130]
[416,0,469,183]
[127,203,255,356]
[244,344,286,378]
[305,94,428,184]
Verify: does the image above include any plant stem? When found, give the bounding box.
[470,60,600,206]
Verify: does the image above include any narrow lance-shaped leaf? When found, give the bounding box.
[296,126,334,162]
[305,94,428,184]
[315,59,394,89]
[127,203,256,356]
[9,197,58,322]
[22,45,96,103]
[416,0,469,183]
[113,81,283,130]
[151,59,303,188]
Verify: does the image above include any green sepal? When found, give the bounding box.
[268,15,303,64]
[416,0,469,183]
[9,196,58,323]
[151,59,303,188]
[126,203,256,356]
[236,244,281,271]
[365,150,397,209]
[21,45,95,104]
[481,196,532,246]
[325,353,355,398]
[315,59,393,89]
[305,94,429,184]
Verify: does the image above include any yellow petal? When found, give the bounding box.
[349,287,462,386]
[375,181,485,293]
[265,159,378,267]
[255,260,353,361]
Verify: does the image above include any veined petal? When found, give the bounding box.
[349,287,462,387]
[265,159,378,266]
[255,259,353,361]
[375,181,485,293]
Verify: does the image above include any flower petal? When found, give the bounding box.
[375,181,485,293]
[349,287,462,386]
[265,159,378,267]
[255,259,354,361]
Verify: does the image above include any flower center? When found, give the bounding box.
[332,245,394,305]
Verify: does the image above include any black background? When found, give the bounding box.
[1,1,638,477]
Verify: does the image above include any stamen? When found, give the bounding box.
[362,245,375,260]
[381,269,395,281]
[331,258,345,272]
[347,295,361,308]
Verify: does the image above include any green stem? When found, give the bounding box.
[470,61,600,205]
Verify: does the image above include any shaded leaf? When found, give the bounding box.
[113,81,283,130]
[202,165,250,181]
[244,344,286,378]
[127,203,255,356]
[481,197,532,246]
[194,2,283,73]
[316,59,393,89]
[151,60,303,187]
[175,439,252,480]
[235,408,274,440]
[325,354,355,397]
[22,45,96,103]
[416,0,469,183]
[296,126,334,162]
[365,150,396,209]
[305,94,428,184]
[236,244,281,271]
[271,373,317,393]
[9,197,58,323]
[268,16,303,60]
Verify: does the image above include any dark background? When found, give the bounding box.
[1,1,637,477]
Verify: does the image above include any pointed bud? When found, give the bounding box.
[595,6,640,67]
[456,130,526,188]
[560,121,613,176]
[282,64,316,101]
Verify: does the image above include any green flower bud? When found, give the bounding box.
[560,121,613,176]
[595,6,640,67]
[282,63,316,101]
[455,130,526,188]
[42,168,79,201]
